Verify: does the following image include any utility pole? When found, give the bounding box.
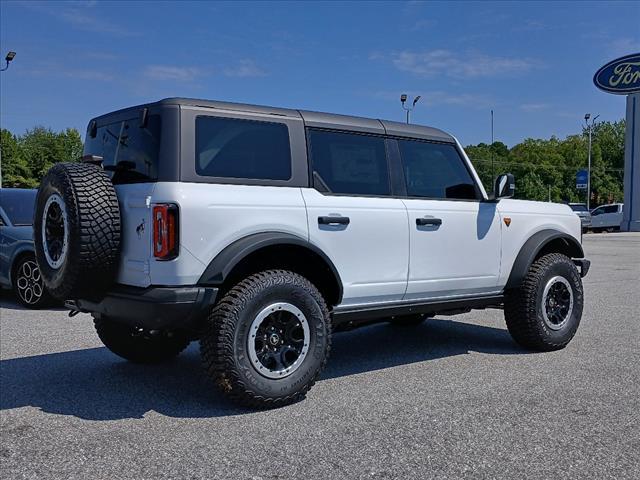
[584,113,600,210]
[0,51,17,188]
[400,94,421,124]
[491,109,495,183]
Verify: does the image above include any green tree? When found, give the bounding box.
[1,126,83,188]
[1,129,37,188]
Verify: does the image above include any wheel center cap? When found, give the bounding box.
[269,333,280,346]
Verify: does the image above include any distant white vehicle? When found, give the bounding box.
[591,203,623,232]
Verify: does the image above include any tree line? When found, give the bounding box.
[0,120,626,207]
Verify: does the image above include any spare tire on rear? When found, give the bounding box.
[34,162,121,301]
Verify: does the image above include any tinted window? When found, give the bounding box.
[398,140,478,200]
[591,207,604,216]
[0,189,37,226]
[308,130,390,196]
[604,205,619,213]
[196,116,291,180]
[84,115,161,184]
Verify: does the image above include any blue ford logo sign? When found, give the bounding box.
[594,53,640,95]
[576,169,588,190]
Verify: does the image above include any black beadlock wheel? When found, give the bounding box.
[34,162,121,300]
[201,270,332,409]
[504,253,584,351]
[95,318,191,364]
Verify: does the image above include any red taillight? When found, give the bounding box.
[153,204,179,260]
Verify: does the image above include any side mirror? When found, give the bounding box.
[494,173,515,200]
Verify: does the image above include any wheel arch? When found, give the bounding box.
[197,232,343,306]
[505,229,584,290]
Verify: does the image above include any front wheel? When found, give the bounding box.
[95,318,191,363]
[504,253,584,351]
[201,270,331,408]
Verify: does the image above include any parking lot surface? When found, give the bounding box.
[1,233,639,479]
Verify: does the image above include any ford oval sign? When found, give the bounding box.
[594,53,640,95]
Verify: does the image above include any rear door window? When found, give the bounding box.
[307,129,390,196]
[195,116,292,181]
[397,140,479,200]
[84,115,161,184]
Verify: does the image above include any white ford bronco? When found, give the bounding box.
[34,98,590,408]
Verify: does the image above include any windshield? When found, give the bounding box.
[570,204,588,212]
[0,189,37,226]
[84,114,161,184]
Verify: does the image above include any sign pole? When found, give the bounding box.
[593,52,640,231]
[622,93,640,231]
[587,123,592,210]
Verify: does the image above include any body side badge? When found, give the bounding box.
[136,219,146,238]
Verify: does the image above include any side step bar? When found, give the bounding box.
[332,294,504,330]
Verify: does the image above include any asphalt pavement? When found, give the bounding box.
[1,233,639,479]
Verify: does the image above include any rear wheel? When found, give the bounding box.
[12,255,52,308]
[504,253,583,351]
[201,270,331,408]
[95,318,191,364]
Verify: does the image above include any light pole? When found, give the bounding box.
[400,94,421,124]
[584,113,600,210]
[0,51,17,187]
[491,109,495,183]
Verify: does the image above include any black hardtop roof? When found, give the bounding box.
[89,97,455,143]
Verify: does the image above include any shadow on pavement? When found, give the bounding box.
[0,293,66,312]
[0,318,525,420]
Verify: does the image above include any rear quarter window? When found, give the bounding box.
[195,116,292,181]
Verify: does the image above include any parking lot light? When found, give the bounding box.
[1,51,16,72]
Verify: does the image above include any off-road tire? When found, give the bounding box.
[12,254,53,309]
[504,253,583,351]
[34,162,120,300]
[95,318,191,364]
[201,270,332,409]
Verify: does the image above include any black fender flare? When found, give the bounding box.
[505,229,584,289]
[197,231,343,303]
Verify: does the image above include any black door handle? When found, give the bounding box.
[416,217,442,226]
[318,216,350,225]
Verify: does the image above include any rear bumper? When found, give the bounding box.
[573,259,591,278]
[69,285,218,331]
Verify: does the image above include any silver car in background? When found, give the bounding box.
[591,203,624,232]
[569,203,592,233]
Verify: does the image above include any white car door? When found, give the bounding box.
[303,129,409,306]
[396,138,502,300]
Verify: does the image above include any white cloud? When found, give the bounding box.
[23,1,136,37]
[378,49,542,79]
[520,103,550,112]
[143,65,204,82]
[608,38,640,57]
[223,59,268,78]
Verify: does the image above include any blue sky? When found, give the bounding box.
[1,0,639,146]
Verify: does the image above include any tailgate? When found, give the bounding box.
[114,183,155,287]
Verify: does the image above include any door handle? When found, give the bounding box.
[416,217,442,226]
[318,216,350,226]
